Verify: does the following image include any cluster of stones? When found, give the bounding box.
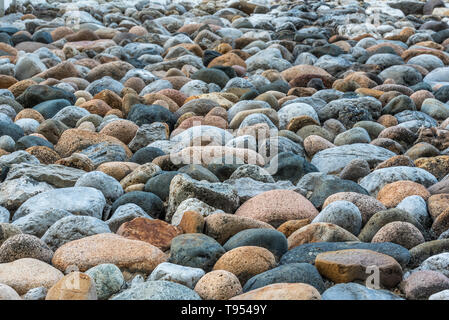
[2,0,449,301]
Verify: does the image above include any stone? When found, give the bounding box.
[322,282,403,300]
[0,176,54,212]
[51,234,167,276]
[372,221,425,249]
[287,223,360,250]
[112,280,201,300]
[297,173,369,209]
[41,215,111,251]
[166,174,239,223]
[149,262,205,289]
[223,229,288,260]
[213,246,276,285]
[402,270,449,300]
[315,249,403,288]
[204,213,274,244]
[46,272,97,300]
[0,283,21,300]
[359,208,427,242]
[230,283,321,300]
[111,191,163,219]
[194,270,242,300]
[75,171,123,203]
[396,195,431,228]
[377,180,431,208]
[280,241,410,268]
[169,233,226,272]
[0,258,63,295]
[243,263,325,293]
[13,187,106,221]
[359,166,438,196]
[85,264,125,300]
[311,144,395,174]
[234,190,318,228]
[312,201,362,235]
[0,233,53,264]
[117,217,181,251]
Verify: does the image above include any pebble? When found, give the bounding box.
[322,283,403,300]
[402,270,449,300]
[85,264,125,300]
[52,234,167,277]
[194,270,242,300]
[312,200,362,235]
[111,280,201,300]
[230,283,321,300]
[45,272,97,300]
[0,0,449,300]
[315,249,403,288]
[0,258,63,295]
[149,262,205,289]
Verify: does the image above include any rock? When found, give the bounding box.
[194,270,242,300]
[339,159,371,181]
[41,215,111,251]
[75,171,123,203]
[117,217,181,251]
[402,270,449,300]
[234,189,318,228]
[323,192,387,225]
[111,191,163,219]
[280,241,410,268]
[51,234,167,276]
[111,280,201,300]
[230,283,321,300]
[377,180,431,208]
[0,258,63,295]
[85,263,124,300]
[45,272,97,300]
[0,223,22,246]
[0,233,53,264]
[287,222,360,250]
[0,176,54,212]
[311,144,395,174]
[169,233,224,272]
[13,187,106,221]
[322,282,403,300]
[14,53,47,81]
[243,263,325,293]
[204,212,274,244]
[3,163,85,188]
[315,249,403,288]
[359,166,438,196]
[0,207,9,223]
[0,283,21,300]
[297,173,369,208]
[119,163,161,190]
[312,201,362,235]
[106,203,152,233]
[396,195,431,228]
[149,262,205,289]
[372,221,425,249]
[414,252,449,278]
[223,229,287,260]
[166,174,239,223]
[171,198,223,226]
[409,240,449,268]
[213,246,276,285]
[379,65,422,86]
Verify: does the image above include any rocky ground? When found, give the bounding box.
[1,0,449,301]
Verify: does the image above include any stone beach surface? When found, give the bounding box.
[2,0,449,300]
